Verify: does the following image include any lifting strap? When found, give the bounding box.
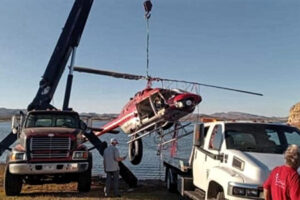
[144,0,152,77]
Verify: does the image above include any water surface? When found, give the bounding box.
[0,121,193,180]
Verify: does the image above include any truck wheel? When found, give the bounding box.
[78,155,92,192]
[216,191,225,200]
[128,137,143,165]
[166,168,177,193]
[4,165,22,196]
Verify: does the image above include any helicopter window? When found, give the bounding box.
[150,93,165,111]
[160,90,177,100]
[171,88,188,93]
[136,98,155,119]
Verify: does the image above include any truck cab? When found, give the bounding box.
[164,122,300,200]
[4,110,92,196]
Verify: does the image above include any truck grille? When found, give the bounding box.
[30,137,71,159]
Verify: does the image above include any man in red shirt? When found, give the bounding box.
[263,144,300,200]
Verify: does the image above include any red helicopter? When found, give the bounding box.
[74,66,262,165]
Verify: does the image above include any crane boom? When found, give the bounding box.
[27,0,93,111]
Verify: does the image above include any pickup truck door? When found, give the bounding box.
[192,122,225,190]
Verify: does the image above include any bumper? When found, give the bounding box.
[9,162,89,175]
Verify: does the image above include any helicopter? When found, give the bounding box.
[74,66,262,165]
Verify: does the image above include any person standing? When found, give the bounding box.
[103,138,126,197]
[263,144,300,200]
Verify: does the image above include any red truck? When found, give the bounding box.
[4,110,92,195]
[0,0,136,196]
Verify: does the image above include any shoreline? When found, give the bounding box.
[0,163,177,199]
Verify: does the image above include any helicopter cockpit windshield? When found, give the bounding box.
[136,98,155,120]
[171,88,189,94]
[136,91,167,120]
[159,89,178,100]
[150,92,165,112]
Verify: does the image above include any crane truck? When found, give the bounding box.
[0,0,136,196]
[164,121,300,200]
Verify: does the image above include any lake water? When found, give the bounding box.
[0,121,193,180]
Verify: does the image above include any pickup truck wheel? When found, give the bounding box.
[78,156,92,192]
[216,191,225,200]
[166,168,177,193]
[128,137,143,165]
[4,166,22,196]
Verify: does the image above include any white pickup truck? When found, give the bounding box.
[163,122,300,200]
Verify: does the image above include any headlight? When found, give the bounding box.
[72,151,88,160]
[185,99,193,106]
[246,188,259,197]
[10,151,27,161]
[232,187,245,196]
[229,182,261,198]
[175,101,184,108]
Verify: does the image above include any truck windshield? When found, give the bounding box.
[25,113,79,128]
[225,123,300,154]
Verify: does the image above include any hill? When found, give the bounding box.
[0,108,117,121]
[183,111,287,123]
[0,108,287,122]
[0,108,26,120]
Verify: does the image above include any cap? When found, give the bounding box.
[110,138,119,144]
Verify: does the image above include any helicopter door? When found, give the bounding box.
[136,98,155,120]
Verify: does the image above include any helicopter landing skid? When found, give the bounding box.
[127,119,166,144]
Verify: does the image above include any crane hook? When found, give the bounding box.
[144,0,152,19]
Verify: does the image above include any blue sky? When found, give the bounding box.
[0,0,300,117]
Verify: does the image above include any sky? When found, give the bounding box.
[0,0,300,117]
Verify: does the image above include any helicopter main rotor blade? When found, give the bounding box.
[74,66,262,96]
[74,66,146,80]
[152,77,263,96]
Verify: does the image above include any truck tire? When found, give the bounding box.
[4,165,22,196]
[128,137,143,165]
[166,168,177,193]
[216,191,225,200]
[78,155,92,192]
[208,183,225,200]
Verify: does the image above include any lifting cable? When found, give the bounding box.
[195,85,201,123]
[144,0,152,78]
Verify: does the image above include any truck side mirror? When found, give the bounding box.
[11,115,20,134]
[80,120,87,130]
[193,123,204,147]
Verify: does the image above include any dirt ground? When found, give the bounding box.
[0,164,179,200]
